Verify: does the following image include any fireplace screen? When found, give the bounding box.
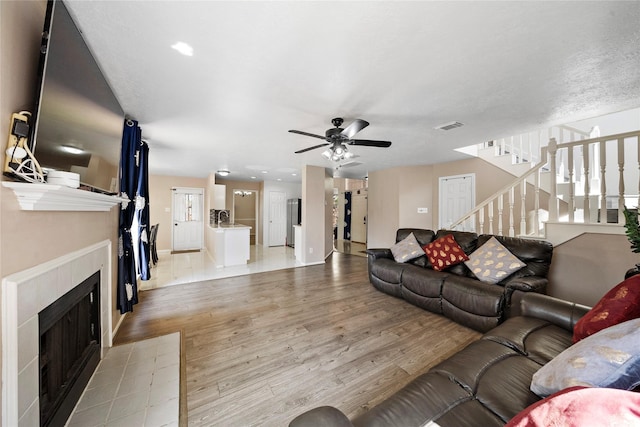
[39,271,101,427]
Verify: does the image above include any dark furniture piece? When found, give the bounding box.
[367,229,553,332]
[149,223,159,265]
[289,291,590,427]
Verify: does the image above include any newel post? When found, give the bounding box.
[548,138,559,222]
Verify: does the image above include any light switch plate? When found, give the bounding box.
[417,207,429,214]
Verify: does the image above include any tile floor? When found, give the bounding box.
[66,333,180,427]
[139,245,302,291]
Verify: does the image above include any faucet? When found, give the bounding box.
[217,210,229,225]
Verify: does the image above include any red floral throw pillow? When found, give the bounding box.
[423,234,469,271]
[572,274,640,343]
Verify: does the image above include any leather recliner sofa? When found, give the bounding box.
[289,291,590,427]
[366,228,553,332]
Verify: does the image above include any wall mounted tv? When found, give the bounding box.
[32,0,124,193]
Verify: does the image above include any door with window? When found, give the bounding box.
[172,187,204,251]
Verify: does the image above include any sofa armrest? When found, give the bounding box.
[365,248,393,261]
[507,290,591,332]
[289,406,354,427]
[504,276,548,294]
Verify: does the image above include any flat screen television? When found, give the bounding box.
[31,0,124,194]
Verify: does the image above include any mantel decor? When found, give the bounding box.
[2,181,129,211]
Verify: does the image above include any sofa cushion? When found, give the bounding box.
[572,274,640,343]
[530,317,640,397]
[478,235,553,282]
[401,265,444,298]
[352,372,477,427]
[370,258,405,285]
[483,316,574,365]
[423,234,469,271]
[396,228,436,267]
[465,236,526,284]
[505,386,640,427]
[433,230,478,276]
[390,232,424,263]
[432,339,542,422]
[441,276,506,332]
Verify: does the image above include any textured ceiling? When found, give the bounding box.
[64,1,640,182]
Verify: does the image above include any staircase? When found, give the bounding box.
[450,129,640,245]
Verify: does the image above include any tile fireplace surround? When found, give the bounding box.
[2,240,113,426]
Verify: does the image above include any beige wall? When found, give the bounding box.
[367,167,401,247]
[1,1,123,416]
[301,165,327,263]
[549,233,637,306]
[148,174,208,251]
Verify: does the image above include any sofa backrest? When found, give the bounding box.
[477,234,553,280]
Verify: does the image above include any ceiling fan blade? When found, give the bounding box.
[340,119,369,139]
[349,139,392,148]
[288,130,327,140]
[295,143,329,154]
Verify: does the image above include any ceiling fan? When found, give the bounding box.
[289,118,392,161]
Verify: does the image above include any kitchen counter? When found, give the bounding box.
[209,223,251,267]
[210,223,252,229]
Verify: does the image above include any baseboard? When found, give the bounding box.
[111,311,127,344]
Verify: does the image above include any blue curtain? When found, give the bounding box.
[343,191,352,240]
[136,141,151,280]
[117,119,141,314]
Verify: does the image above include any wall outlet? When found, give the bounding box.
[417,207,429,214]
[164,207,170,213]
[309,247,314,254]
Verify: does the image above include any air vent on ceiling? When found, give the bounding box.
[338,161,363,169]
[434,121,464,131]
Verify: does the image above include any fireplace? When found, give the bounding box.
[39,271,101,427]
[2,241,113,426]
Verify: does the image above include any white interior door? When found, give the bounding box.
[172,187,204,251]
[439,174,475,231]
[268,191,287,246]
[351,193,367,243]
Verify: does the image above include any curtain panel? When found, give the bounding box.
[117,119,150,314]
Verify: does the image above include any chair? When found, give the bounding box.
[149,223,159,265]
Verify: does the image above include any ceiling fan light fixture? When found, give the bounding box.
[217,169,230,176]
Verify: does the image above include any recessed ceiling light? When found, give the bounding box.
[277,178,282,181]
[250,176,256,179]
[291,173,297,176]
[171,41,193,56]
[217,170,230,176]
[261,171,268,174]
[61,145,83,154]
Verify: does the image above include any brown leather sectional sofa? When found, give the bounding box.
[367,228,554,332]
[289,291,590,427]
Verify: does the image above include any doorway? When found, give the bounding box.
[171,187,204,251]
[439,174,475,230]
[335,188,368,257]
[233,189,258,245]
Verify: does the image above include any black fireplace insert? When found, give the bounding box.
[39,271,101,427]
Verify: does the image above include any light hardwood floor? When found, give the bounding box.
[115,253,481,426]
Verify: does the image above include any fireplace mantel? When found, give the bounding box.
[2,181,129,211]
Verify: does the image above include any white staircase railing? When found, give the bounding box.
[450,130,640,237]
[482,125,591,166]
